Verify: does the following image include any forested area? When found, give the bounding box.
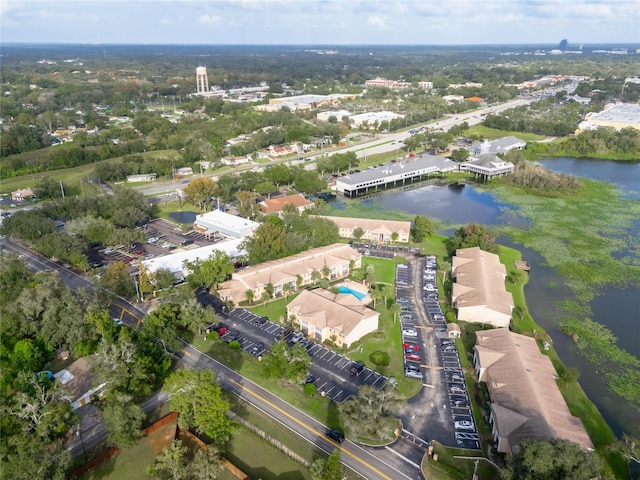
[0,258,173,479]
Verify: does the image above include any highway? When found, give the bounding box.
[1,236,420,480]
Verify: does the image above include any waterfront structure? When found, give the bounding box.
[577,103,640,133]
[319,216,411,244]
[460,154,515,181]
[193,210,260,239]
[196,66,209,95]
[286,285,378,347]
[474,328,593,456]
[451,247,514,328]
[217,243,361,305]
[335,153,457,197]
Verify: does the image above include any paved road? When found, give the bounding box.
[1,237,420,480]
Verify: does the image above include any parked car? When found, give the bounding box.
[287,331,304,346]
[403,343,419,351]
[404,368,423,380]
[222,330,240,342]
[111,317,125,326]
[217,326,229,336]
[253,316,268,326]
[180,239,194,246]
[452,399,469,408]
[249,342,265,357]
[402,328,418,338]
[103,247,116,254]
[305,374,316,384]
[147,237,160,244]
[326,429,345,443]
[349,361,365,377]
[442,345,457,352]
[448,374,465,382]
[277,329,293,340]
[449,386,466,394]
[454,420,474,430]
[405,353,422,362]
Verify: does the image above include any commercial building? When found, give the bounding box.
[286,285,378,348]
[217,243,361,305]
[335,153,457,197]
[259,193,315,216]
[141,238,245,278]
[319,216,411,244]
[451,247,514,328]
[348,111,404,128]
[257,94,356,112]
[470,136,527,156]
[474,329,593,456]
[193,210,260,239]
[577,103,640,133]
[196,66,209,95]
[317,110,351,122]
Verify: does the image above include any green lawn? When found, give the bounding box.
[463,125,546,142]
[423,442,499,480]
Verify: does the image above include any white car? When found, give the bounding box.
[147,237,160,244]
[405,368,423,380]
[454,420,474,430]
[402,328,418,338]
[111,317,125,326]
[103,247,116,254]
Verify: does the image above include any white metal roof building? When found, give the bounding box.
[335,153,457,197]
[193,210,260,239]
[470,136,527,155]
[348,111,404,128]
[578,103,640,132]
[141,237,246,277]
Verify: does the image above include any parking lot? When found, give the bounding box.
[223,308,388,403]
[88,218,229,271]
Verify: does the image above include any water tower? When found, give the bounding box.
[196,66,209,95]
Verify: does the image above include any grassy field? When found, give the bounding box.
[463,125,546,142]
[0,149,179,196]
[423,442,499,480]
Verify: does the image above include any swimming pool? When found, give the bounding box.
[337,285,367,301]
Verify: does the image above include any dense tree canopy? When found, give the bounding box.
[448,223,498,255]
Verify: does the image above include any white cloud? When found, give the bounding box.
[367,15,387,29]
[198,14,222,25]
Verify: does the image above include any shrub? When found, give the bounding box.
[369,350,390,367]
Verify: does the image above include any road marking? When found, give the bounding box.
[383,445,421,469]
[227,378,393,480]
[182,350,191,356]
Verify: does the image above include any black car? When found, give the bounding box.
[276,329,293,340]
[326,429,345,443]
[253,316,267,326]
[180,239,194,246]
[305,374,316,384]
[349,361,365,377]
[249,342,265,357]
[221,330,240,342]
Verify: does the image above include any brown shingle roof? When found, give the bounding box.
[475,329,593,454]
[260,193,314,214]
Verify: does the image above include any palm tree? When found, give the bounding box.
[283,283,291,299]
[245,289,254,305]
[390,302,401,324]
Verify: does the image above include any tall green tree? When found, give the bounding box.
[501,438,604,480]
[99,261,137,298]
[311,449,343,480]
[411,215,435,242]
[102,392,145,448]
[162,370,234,447]
[244,216,287,265]
[143,304,182,352]
[261,340,311,385]
[184,250,234,290]
[183,177,217,211]
[449,222,497,255]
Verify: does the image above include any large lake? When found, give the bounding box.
[333,157,640,436]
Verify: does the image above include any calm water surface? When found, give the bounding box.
[333,158,640,436]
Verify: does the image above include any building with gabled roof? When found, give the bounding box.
[474,328,593,456]
[451,247,514,328]
[286,285,378,347]
[11,188,34,202]
[461,154,514,180]
[319,216,411,244]
[470,136,526,155]
[217,243,361,305]
[259,193,314,216]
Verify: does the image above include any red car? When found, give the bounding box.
[134,249,145,255]
[403,343,419,351]
[217,327,228,336]
[405,353,422,362]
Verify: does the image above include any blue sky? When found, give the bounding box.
[2,0,639,45]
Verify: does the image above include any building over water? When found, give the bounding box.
[335,153,457,197]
